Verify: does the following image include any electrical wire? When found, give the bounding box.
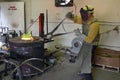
[73,3,77,14]
[62,23,67,33]
[26,17,39,32]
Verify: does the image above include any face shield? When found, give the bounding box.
[80,5,94,22]
[80,8,88,22]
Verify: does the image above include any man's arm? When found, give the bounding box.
[73,15,82,24]
[66,12,82,24]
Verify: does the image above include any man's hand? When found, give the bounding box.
[65,11,74,19]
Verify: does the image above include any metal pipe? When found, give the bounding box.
[39,13,44,37]
[46,9,48,35]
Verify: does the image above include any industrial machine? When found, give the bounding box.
[0,34,49,80]
[55,28,84,63]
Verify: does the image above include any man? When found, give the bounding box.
[66,5,100,80]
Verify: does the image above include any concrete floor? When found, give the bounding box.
[1,55,120,80]
[92,68,120,80]
[31,56,120,80]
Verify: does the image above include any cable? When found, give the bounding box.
[73,3,77,14]
[26,17,39,32]
[62,23,67,33]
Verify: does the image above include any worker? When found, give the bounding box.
[66,5,100,80]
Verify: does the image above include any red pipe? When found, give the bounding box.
[39,13,44,37]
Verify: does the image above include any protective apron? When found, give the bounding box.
[78,18,98,73]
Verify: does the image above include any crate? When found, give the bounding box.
[93,55,120,67]
[93,47,120,72]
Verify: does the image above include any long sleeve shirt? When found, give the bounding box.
[73,15,100,44]
[84,21,99,43]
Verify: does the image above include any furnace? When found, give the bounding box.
[9,36,44,59]
[8,36,44,76]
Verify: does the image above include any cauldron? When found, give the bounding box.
[8,36,44,76]
[8,36,44,60]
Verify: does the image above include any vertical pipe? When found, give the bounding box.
[24,3,26,33]
[0,7,2,26]
[46,9,48,35]
[39,13,44,37]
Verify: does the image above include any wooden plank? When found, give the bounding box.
[93,55,120,67]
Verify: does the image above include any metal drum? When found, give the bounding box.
[8,36,44,76]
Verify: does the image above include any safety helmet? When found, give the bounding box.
[80,5,94,21]
[80,5,94,14]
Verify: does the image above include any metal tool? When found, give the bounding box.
[44,18,66,40]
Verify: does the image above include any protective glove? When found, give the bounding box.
[65,11,74,19]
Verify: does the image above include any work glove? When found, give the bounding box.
[65,11,74,19]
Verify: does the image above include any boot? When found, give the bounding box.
[79,73,93,80]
